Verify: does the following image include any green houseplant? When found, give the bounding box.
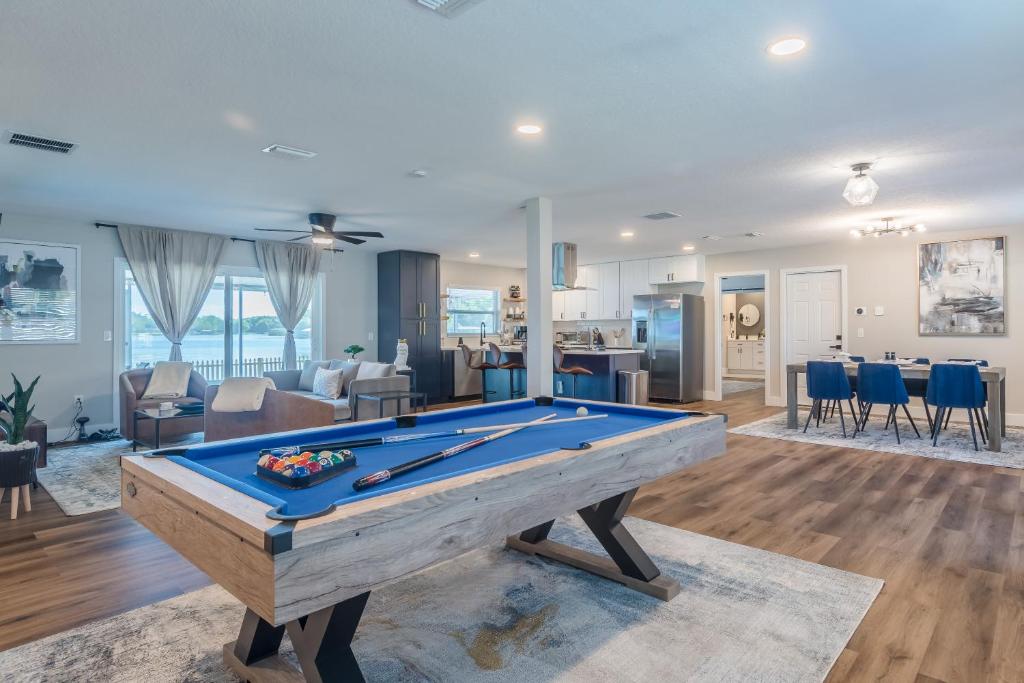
[0,373,40,450]
[344,344,365,360]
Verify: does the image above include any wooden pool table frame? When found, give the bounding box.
[121,398,726,682]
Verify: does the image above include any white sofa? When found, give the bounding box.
[265,359,410,422]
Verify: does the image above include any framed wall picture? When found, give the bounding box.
[918,236,1005,336]
[0,238,81,344]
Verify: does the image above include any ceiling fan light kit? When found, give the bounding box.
[842,162,879,206]
[253,213,385,249]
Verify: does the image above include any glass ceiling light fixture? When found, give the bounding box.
[850,217,925,239]
[843,162,879,206]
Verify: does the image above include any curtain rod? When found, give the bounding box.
[95,222,343,253]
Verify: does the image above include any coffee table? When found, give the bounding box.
[132,407,205,451]
[351,389,427,421]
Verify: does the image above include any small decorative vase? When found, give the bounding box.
[394,339,410,370]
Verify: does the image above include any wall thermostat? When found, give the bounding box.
[854,306,866,316]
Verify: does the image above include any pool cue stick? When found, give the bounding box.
[295,413,608,453]
[352,413,556,491]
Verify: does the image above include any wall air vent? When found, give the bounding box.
[7,131,77,154]
[745,231,764,238]
[261,144,318,160]
[643,211,681,220]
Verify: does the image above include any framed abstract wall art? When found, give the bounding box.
[918,236,1005,336]
[0,238,80,343]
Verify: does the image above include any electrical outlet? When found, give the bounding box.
[73,395,84,408]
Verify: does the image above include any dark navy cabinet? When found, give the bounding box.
[378,250,442,403]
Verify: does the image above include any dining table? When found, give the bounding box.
[786,360,1008,452]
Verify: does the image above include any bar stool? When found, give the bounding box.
[855,362,920,443]
[553,345,593,398]
[460,344,496,401]
[489,342,526,400]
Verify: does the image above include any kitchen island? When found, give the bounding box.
[479,346,643,403]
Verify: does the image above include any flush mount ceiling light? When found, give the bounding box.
[515,123,543,135]
[767,37,807,56]
[850,217,925,239]
[468,251,480,258]
[843,162,879,206]
[620,230,635,238]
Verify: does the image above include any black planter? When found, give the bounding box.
[0,443,39,489]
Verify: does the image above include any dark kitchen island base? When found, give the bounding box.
[482,349,642,403]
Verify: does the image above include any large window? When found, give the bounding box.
[122,266,319,381]
[445,286,500,336]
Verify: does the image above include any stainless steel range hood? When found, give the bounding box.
[552,242,594,291]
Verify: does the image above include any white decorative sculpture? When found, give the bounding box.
[394,338,411,371]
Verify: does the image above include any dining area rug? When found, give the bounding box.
[731,411,1024,468]
[0,516,881,682]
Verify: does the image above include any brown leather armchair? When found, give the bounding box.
[203,386,334,442]
[119,368,208,441]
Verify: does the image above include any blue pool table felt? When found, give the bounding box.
[165,398,693,519]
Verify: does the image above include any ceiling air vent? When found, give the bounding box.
[261,144,317,160]
[7,131,77,154]
[643,211,681,220]
[415,0,483,17]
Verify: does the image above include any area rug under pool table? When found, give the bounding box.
[0,516,882,682]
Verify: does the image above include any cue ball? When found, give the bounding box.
[576,406,588,417]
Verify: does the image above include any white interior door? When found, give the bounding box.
[786,270,842,403]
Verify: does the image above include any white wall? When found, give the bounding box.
[703,226,1023,416]
[0,212,377,439]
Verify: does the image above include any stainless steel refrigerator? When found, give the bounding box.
[631,294,705,402]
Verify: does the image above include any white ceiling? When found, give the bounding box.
[2,1,1023,266]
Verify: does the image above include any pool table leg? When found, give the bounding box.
[507,488,680,601]
[224,591,371,683]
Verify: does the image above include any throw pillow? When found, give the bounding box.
[355,362,393,380]
[299,360,331,391]
[312,367,344,399]
[330,360,361,396]
[211,377,276,413]
[142,361,193,399]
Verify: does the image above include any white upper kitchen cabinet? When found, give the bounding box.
[551,290,565,321]
[582,265,601,320]
[647,255,705,285]
[597,262,621,319]
[619,259,654,316]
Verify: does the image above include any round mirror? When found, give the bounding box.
[738,303,760,327]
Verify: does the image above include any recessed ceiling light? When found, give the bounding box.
[468,252,480,258]
[516,124,543,135]
[682,244,696,252]
[767,37,807,56]
[620,230,635,238]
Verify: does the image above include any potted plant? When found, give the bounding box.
[344,344,365,360]
[0,375,41,509]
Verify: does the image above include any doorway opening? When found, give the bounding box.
[713,271,770,405]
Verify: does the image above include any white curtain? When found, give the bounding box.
[118,226,227,361]
[255,240,321,370]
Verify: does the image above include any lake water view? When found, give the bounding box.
[129,333,311,367]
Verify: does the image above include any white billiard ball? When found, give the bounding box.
[576,406,588,417]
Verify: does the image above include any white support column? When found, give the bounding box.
[525,197,553,396]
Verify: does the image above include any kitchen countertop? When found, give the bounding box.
[442,344,641,356]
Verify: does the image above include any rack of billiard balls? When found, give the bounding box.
[256,446,357,488]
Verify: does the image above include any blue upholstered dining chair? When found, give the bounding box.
[804,361,857,438]
[926,363,987,451]
[855,363,920,443]
[901,357,932,431]
[940,358,990,435]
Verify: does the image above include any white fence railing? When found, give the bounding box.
[188,356,310,382]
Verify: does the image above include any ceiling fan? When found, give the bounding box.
[254,213,385,251]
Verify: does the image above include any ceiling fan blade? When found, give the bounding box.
[332,235,367,245]
[254,228,309,234]
[334,231,384,238]
[287,235,310,242]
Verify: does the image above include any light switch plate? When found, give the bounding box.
[857,327,865,338]
[874,306,885,316]
[103,330,112,342]
[368,331,375,341]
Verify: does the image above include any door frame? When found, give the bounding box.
[779,265,848,407]
[712,270,771,403]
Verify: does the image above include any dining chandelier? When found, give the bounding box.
[850,217,926,239]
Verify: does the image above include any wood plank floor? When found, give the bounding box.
[1,390,1021,682]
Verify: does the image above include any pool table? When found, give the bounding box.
[121,397,726,682]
